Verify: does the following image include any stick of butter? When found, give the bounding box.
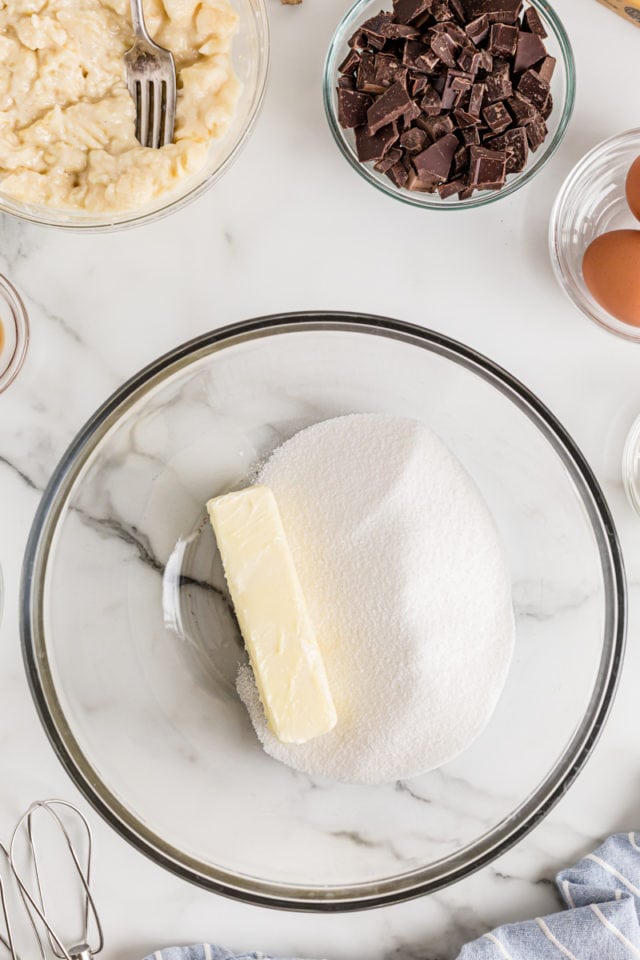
[207,485,337,744]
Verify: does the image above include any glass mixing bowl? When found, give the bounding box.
[550,129,640,342]
[21,315,625,909]
[0,0,268,231]
[323,0,575,210]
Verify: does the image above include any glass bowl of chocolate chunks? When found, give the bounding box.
[324,0,574,208]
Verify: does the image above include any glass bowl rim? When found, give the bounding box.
[323,0,576,211]
[0,274,29,393]
[0,0,270,233]
[21,312,626,910]
[549,127,640,343]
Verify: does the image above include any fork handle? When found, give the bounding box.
[129,0,152,41]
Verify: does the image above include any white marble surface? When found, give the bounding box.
[1,1,640,958]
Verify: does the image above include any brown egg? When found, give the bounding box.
[582,230,640,327]
[626,156,640,221]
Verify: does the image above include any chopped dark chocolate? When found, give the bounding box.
[484,60,513,101]
[523,5,546,36]
[517,68,549,108]
[525,111,547,150]
[387,160,410,186]
[482,99,511,132]
[468,144,507,188]
[507,91,536,124]
[420,85,443,114]
[393,0,432,24]
[486,125,527,170]
[338,0,553,199]
[400,127,429,151]
[430,31,460,66]
[355,122,399,161]
[465,13,490,43]
[374,52,405,84]
[438,177,467,197]
[356,52,387,94]
[468,81,485,115]
[338,88,372,127]
[339,49,361,75]
[367,79,414,132]
[513,30,545,72]
[462,125,481,143]
[488,22,518,56]
[416,113,455,139]
[374,146,403,171]
[413,131,458,179]
[537,54,555,85]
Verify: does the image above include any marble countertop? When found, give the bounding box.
[1,1,640,957]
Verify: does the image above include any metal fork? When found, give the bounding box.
[124,0,177,149]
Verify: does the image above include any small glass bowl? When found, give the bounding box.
[550,129,640,342]
[0,0,268,232]
[0,275,29,392]
[323,0,575,211]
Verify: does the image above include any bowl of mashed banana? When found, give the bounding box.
[0,0,268,229]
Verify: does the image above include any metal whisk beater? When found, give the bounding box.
[0,800,103,960]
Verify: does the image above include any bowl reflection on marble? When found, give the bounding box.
[21,314,625,910]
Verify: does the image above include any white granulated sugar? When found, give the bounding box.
[237,414,514,785]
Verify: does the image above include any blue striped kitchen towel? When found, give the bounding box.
[146,832,640,960]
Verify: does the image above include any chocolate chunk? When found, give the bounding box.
[438,178,467,197]
[517,68,549,109]
[430,32,460,67]
[400,126,429,151]
[465,13,489,43]
[406,168,438,190]
[361,12,394,48]
[402,39,431,68]
[468,81,485,115]
[486,125,527,171]
[413,131,458,180]
[449,0,467,22]
[523,6,547,36]
[459,185,475,198]
[374,52,406,85]
[485,60,513,101]
[441,20,469,43]
[462,125,481,144]
[482,99,511,132]
[489,22,518,56]
[477,49,494,71]
[465,0,522,23]
[441,69,473,108]
[415,47,442,71]
[416,113,455,139]
[541,90,553,120]
[393,0,431,24]
[411,74,429,96]
[468,144,506,188]
[339,49,361,75]
[457,46,481,73]
[507,91,536,124]
[348,28,367,49]
[338,88,372,127]
[431,0,454,20]
[513,30,546,72]
[338,75,356,90]
[453,106,479,127]
[420,85,443,114]
[357,52,387,94]
[525,111,547,150]
[367,79,414,132]
[374,146,403,171]
[355,122,399,161]
[386,160,410,186]
[537,55,556,86]
[402,99,423,123]
[452,144,469,175]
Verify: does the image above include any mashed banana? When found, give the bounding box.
[0,0,240,212]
